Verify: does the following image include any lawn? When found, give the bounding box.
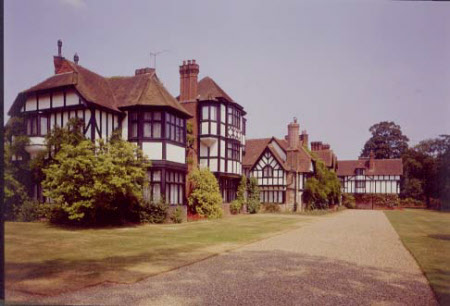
[5,214,312,296]
[384,209,450,305]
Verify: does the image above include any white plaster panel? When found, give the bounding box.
[201,122,208,135]
[121,116,128,139]
[200,143,208,157]
[211,124,217,135]
[25,96,37,111]
[220,140,225,157]
[63,111,69,127]
[210,140,218,156]
[200,159,208,169]
[209,159,218,172]
[39,93,51,109]
[221,104,226,123]
[220,159,225,172]
[86,125,91,139]
[102,111,107,139]
[142,142,163,160]
[53,92,64,107]
[66,90,79,106]
[166,143,185,164]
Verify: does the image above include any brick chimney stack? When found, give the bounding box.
[53,39,73,74]
[311,141,323,151]
[369,150,375,170]
[287,117,300,150]
[179,59,199,102]
[286,118,300,171]
[300,130,309,148]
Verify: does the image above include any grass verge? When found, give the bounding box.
[6,214,312,296]
[384,209,450,305]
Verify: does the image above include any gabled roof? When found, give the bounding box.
[197,76,234,103]
[243,137,312,173]
[108,73,191,117]
[9,58,191,117]
[336,159,403,176]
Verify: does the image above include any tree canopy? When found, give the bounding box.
[303,159,341,209]
[361,121,409,159]
[187,168,223,218]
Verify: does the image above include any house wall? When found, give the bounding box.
[340,175,401,194]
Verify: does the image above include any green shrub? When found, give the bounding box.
[263,203,280,213]
[14,200,42,222]
[171,205,184,224]
[140,198,169,224]
[342,193,356,209]
[230,200,242,214]
[237,175,247,203]
[247,198,261,214]
[188,168,223,219]
[400,197,425,207]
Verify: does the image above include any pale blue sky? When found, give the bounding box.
[4,0,450,159]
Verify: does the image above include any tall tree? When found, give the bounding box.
[361,121,409,159]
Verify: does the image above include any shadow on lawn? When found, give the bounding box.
[6,243,207,295]
[14,250,438,305]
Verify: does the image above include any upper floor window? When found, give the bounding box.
[165,113,185,144]
[26,114,49,136]
[128,111,185,145]
[143,112,162,138]
[201,105,218,122]
[227,106,241,129]
[227,140,240,161]
[355,180,366,188]
[263,165,273,178]
[355,168,365,176]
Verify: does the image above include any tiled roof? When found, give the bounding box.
[243,138,271,167]
[197,76,234,103]
[336,159,403,176]
[13,58,191,117]
[243,137,312,172]
[108,73,191,116]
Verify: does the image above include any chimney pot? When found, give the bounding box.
[57,39,63,57]
[74,53,79,64]
[179,59,199,101]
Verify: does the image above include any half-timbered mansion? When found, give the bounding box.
[7,40,403,208]
[7,40,247,205]
[336,151,403,194]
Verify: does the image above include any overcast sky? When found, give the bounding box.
[4,0,450,159]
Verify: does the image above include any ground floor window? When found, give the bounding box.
[260,190,284,203]
[146,169,185,205]
[220,177,238,203]
[165,170,184,205]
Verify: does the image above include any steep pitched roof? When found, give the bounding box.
[108,73,191,117]
[243,138,271,168]
[10,58,191,117]
[337,159,403,176]
[243,137,312,172]
[197,76,234,103]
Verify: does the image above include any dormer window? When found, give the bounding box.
[263,165,273,178]
[356,168,365,176]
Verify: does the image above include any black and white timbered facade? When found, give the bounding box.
[337,153,403,195]
[178,59,247,203]
[243,124,313,209]
[8,42,192,205]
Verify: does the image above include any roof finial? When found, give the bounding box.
[57,39,62,57]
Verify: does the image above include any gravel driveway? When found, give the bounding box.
[11,210,437,305]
